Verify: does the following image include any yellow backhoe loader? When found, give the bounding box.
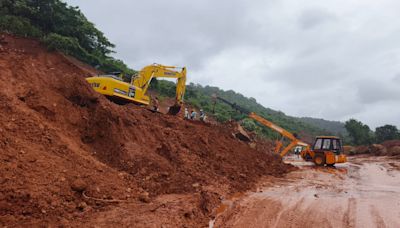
[213,96,347,166]
[86,64,186,115]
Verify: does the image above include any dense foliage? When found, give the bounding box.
[150,79,332,139]
[344,119,374,145]
[0,0,134,74]
[375,125,399,143]
[298,117,347,136]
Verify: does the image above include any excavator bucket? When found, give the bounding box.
[235,124,251,142]
[167,104,181,115]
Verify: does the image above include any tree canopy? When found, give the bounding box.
[344,119,374,145]
[0,0,134,74]
[150,79,332,139]
[375,124,399,143]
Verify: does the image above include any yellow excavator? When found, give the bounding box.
[214,96,347,166]
[86,64,186,115]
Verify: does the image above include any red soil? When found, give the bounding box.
[382,140,400,149]
[0,34,291,227]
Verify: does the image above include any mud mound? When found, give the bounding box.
[343,145,355,154]
[388,146,400,156]
[369,144,387,156]
[354,145,370,155]
[348,141,400,157]
[0,34,290,227]
[382,140,400,149]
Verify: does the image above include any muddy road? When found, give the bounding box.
[213,156,400,228]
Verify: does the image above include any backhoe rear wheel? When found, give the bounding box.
[313,154,325,166]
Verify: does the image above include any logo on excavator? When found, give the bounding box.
[90,82,100,88]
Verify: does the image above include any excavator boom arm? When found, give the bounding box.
[214,96,309,157]
[249,113,297,141]
[133,64,186,104]
[249,113,308,157]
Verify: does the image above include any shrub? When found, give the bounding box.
[241,118,257,132]
[0,15,42,37]
[42,33,101,66]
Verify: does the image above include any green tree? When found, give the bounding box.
[0,0,133,74]
[344,119,374,145]
[375,125,399,143]
[147,79,333,139]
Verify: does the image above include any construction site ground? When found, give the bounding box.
[213,155,400,228]
[1,34,400,228]
[0,35,293,227]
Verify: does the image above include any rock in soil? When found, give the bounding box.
[71,179,88,192]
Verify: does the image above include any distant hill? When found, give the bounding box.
[297,117,347,136]
[151,80,338,139]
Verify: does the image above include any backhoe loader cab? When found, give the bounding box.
[303,136,347,166]
[312,136,343,155]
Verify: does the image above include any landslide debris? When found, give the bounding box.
[0,34,291,227]
[345,140,400,157]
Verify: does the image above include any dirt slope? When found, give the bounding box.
[0,34,291,227]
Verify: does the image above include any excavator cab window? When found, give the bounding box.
[332,139,343,155]
[313,138,323,150]
[102,74,123,81]
[322,139,331,150]
[332,140,339,150]
[313,137,343,154]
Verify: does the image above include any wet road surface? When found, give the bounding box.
[213,156,400,228]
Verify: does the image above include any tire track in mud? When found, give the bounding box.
[271,197,306,228]
[342,198,356,228]
[370,205,387,228]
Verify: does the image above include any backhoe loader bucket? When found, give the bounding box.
[167,104,181,115]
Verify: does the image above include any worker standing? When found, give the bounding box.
[199,109,206,122]
[184,108,189,119]
[190,110,197,120]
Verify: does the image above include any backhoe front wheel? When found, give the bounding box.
[313,154,325,166]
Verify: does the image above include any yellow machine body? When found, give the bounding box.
[301,136,347,166]
[86,64,187,114]
[86,76,149,104]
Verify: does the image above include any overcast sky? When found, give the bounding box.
[65,0,400,128]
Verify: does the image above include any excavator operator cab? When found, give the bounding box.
[312,136,343,155]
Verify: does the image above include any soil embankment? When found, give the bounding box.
[0,34,291,227]
[345,140,400,157]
